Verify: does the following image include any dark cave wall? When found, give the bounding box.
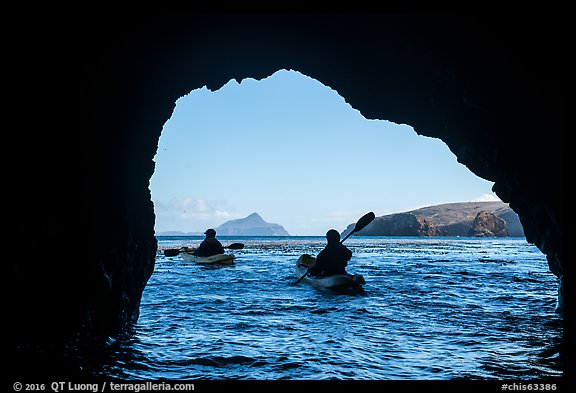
[9,12,566,371]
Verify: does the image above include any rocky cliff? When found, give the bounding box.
[468,211,509,237]
[410,201,524,237]
[343,202,524,238]
[347,212,438,236]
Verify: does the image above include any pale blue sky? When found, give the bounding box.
[150,70,499,235]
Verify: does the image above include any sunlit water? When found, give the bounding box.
[96,236,561,380]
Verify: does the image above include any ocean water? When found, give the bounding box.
[97,236,562,380]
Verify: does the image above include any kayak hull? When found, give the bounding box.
[180,252,236,265]
[295,254,365,290]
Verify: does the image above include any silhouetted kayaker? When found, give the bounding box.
[193,228,225,257]
[308,229,352,277]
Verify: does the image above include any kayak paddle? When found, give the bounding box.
[290,211,375,286]
[163,242,244,257]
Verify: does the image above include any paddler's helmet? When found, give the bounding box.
[326,229,340,244]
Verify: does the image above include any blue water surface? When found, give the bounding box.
[99,236,562,380]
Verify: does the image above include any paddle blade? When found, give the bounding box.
[226,243,245,250]
[353,211,376,233]
[290,270,309,286]
[163,249,181,257]
[341,211,376,243]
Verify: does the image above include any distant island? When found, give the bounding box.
[215,212,290,236]
[342,201,524,238]
[156,212,290,237]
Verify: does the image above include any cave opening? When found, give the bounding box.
[150,69,501,237]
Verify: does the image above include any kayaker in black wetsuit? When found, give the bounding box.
[308,229,352,277]
[193,228,225,257]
